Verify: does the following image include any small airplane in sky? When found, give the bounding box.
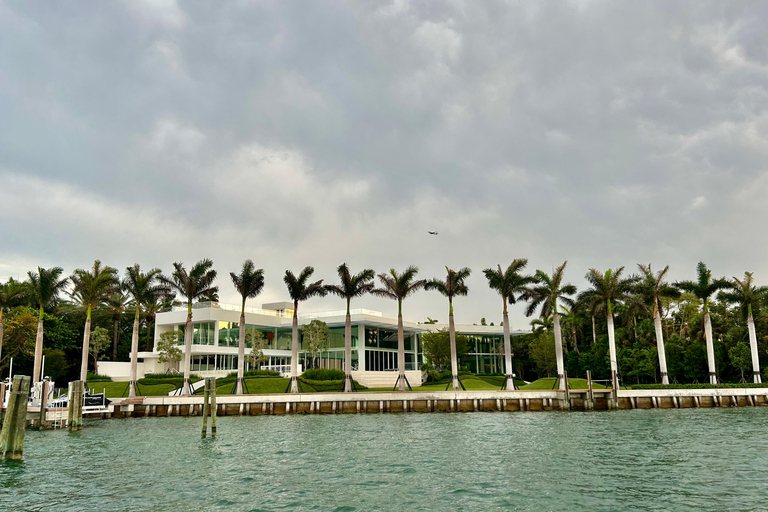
[428,231,438,235]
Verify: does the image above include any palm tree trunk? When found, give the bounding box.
[704,311,717,384]
[80,306,92,381]
[112,316,120,360]
[591,315,596,345]
[448,299,459,391]
[290,303,299,393]
[553,312,565,391]
[572,325,579,354]
[607,312,618,374]
[145,316,154,351]
[502,302,514,390]
[344,304,353,392]
[181,306,193,395]
[33,308,44,384]
[397,301,405,392]
[236,307,246,395]
[654,307,669,385]
[129,307,140,398]
[748,312,761,384]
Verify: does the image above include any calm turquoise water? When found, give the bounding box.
[2,408,768,511]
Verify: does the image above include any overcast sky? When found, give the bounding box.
[1,1,767,329]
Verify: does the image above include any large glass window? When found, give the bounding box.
[218,322,239,347]
[275,328,292,350]
[179,322,215,345]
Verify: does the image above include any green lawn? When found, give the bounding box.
[366,375,516,392]
[197,377,318,395]
[519,377,607,390]
[86,381,178,398]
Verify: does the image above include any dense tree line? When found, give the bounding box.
[1,259,765,391]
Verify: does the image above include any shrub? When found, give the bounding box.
[302,368,345,381]
[224,369,280,379]
[627,383,768,390]
[86,372,112,382]
[299,378,367,392]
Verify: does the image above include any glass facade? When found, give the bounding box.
[191,354,237,371]
[461,334,507,374]
[179,322,216,346]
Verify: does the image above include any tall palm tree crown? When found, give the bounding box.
[284,266,327,392]
[674,262,729,313]
[70,260,120,312]
[230,260,265,309]
[230,260,265,394]
[576,267,639,317]
[370,266,426,314]
[326,263,375,391]
[326,263,375,313]
[70,260,120,380]
[636,264,680,317]
[105,290,130,360]
[160,260,218,394]
[522,262,577,318]
[719,272,768,321]
[27,266,69,382]
[425,266,471,311]
[483,260,536,315]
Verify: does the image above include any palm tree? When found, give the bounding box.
[106,290,130,360]
[70,260,120,381]
[483,260,536,390]
[636,264,680,385]
[558,306,580,353]
[675,262,730,384]
[124,264,166,397]
[27,267,69,383]
[161,260,218,395]
[0,278,28,375]
[530,315,554,335]
[720,272,768,384]
[521,261,576,390]
[230,260,265,394]
[577,267,639,378]
[284,267,327,393]
[425,267,471,391]
[371,266,426,391]
[326,263,375,392]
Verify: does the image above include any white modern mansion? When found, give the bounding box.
[98,301,528,388]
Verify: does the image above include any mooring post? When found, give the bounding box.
[0,381,6,427]
[611,370,619,410]
[38,380,49,429]
[0,375,31,460]
[201,378,210,438]
[210,378,217,437]
[586,370,594,411]
[563,371,571,410]
[68,380,84,431]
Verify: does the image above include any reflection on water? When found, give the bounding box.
[2,408,768,511]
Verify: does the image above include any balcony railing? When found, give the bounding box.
[171,302,383,319]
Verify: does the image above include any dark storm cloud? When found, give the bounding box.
[1,1,767,326]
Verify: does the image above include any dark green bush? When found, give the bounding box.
[627,382,768,390]
[302,368,345,381]
[299,378,367,392]
[225,369,280,379]
[86,372,112,382]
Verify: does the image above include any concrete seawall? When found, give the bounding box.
[104,387,768,417]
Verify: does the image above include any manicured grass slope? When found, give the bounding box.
[86,381,178,398]
[519,377,606,390]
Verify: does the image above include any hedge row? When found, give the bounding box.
[627,382,768,390]
[299,378,368,392]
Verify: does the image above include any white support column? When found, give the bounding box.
[213,321,220,347]
[358,324,366,372]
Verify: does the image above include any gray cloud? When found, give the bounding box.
[1,0,767,328]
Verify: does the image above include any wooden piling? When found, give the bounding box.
[38,380,49,429]
[563,371,571,411]
[201,378,210,438]
[0,381,6,427]
[586,370,594,411]
[611,370,619,410]
[210,379,217,437]
[68,381,84,431]
[0,375,31,460]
